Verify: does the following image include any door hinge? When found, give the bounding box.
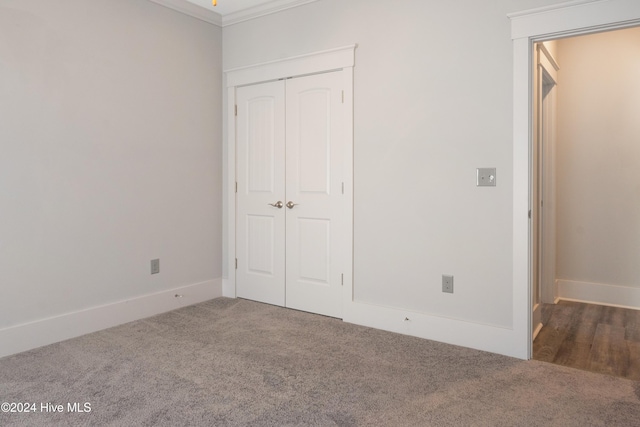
[341,90,344,104]
[341,273,344,286]
[341,182,344,194]
[235,258,238,269]
[235,105,238,116]
[235,182,238,193]
[528,210,532,219]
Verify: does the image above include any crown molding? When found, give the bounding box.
[149,0,319,27]
[222,0,320,27]
[149,0,222,26]
[507,0,602,19]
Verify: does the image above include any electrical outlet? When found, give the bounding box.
[442,275,454,293]
[151,259,160,275]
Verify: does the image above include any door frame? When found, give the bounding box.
[510,0,640,358]
[537,52,558,307]
[532,42,558,339]
[223,45,356,307]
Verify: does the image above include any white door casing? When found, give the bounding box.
[539,57,558,306]
[532,42,559,339]
[531,44,542,337]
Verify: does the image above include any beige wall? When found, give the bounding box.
[556,27,640,294]
[0,0,223,328]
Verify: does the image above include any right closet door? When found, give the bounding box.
[236,71,347,319]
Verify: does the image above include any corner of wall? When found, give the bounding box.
[0,279,222,359]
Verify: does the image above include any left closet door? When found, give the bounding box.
[236,80,286,306]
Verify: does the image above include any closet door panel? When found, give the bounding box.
[236,80,286,306]
[285,71,344,318]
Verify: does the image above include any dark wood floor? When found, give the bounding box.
[533,300,640,381]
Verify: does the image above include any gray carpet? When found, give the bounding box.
[1,298,639,426]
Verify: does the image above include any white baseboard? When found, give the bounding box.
[0,278,222,359]
[533,322,544,340]
[532,303,543,340]
[342,301,524,359]
[222,278,236,298]
[557,279,640,310]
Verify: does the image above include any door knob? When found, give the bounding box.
[268,201,283,209]
[286,201,298,209]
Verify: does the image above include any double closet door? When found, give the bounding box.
[236,71,346,319]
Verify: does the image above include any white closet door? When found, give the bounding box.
[236,80,286,306]
[285,71,345,318]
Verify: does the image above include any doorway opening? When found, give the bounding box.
[530,26,640,380]
[510,0,640,361]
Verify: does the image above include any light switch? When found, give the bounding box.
[477,168,496,187]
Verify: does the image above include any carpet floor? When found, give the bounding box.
[1,297,640,426]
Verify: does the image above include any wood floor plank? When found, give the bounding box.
[625,326,640,343]
[533,325,566,362]
[568,303,600,344]
[534,301,640,380]
[623,308,640,330]
[534,303,578,363]
[541,303,554,325]
[624,341,640,381]
[586,323,627,377]
[601,305,625,328]
[543,303,575,329]
[553,341,592,370]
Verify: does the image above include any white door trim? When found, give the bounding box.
[538,63,557,306]
[510,0,640,359]
[225,45,357,88]
[532,43,558,339]
[224,45,356,305]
